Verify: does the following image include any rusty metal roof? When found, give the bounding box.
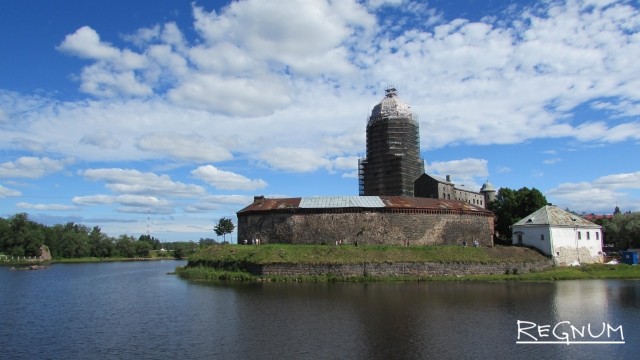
[237,195,491,214]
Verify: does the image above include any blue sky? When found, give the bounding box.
[1,0,639,242]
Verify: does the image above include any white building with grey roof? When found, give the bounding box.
[511,205,603,265]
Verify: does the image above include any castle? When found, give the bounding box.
[236,88,495,246]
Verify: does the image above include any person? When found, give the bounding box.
[473,240,479,247]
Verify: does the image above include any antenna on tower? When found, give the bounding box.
[147,208,151,237]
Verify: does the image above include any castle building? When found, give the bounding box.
[358,87,424,196]
[414,174,497,209]
[236,87,496,246]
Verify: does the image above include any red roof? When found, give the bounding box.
[237,196,491,215]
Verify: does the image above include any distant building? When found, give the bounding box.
[414,174,496,209]
[511,205,603,264]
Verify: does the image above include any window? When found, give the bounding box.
[540,234,544,241]
[587,232,590,240]
[578,231,582,240]
[596,232,600,240]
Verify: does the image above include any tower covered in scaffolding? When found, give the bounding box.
[359,87,424,196]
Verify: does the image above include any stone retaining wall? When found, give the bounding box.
[248,260,553,277]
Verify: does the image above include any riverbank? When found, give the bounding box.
[0,256,184,267]
[175,244,640,282]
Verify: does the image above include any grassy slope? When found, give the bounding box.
[187,244,547,266]
[179,244,640,282]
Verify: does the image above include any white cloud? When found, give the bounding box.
[425,158,489,186]
[183,194,253,213]
[259,147,332,172]
[0,184,21,197]
[81,168,206,197]
[593,171,640,189]
[137,133,233,163]
[16,202,76,211]
[547,171,640,212]
[543,158,562,165]
[191,165,267,191]
[73,194,173,214]
[0,157,72,179]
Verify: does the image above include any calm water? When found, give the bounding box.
[0,261,638,359]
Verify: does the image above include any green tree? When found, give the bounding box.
[3,213,46,257]
[214,218,235,243]
[115,235,137,258]
[603,212,640,250]
[89,226,114,257]
[488,187,547,244]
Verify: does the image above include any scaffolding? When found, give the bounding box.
[359,88,424,196]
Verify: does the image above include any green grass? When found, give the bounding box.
[187,243,547,267]
[178,244,640,283]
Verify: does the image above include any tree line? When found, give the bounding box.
[0,213,199,259]
[488,187,639,250]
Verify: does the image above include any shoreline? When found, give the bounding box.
[178,244,640,283]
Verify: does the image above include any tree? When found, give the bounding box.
[488,187,547,244]
[214,218,235,243]
[603,212,640,250]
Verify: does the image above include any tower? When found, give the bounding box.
[359,87,424,196]
[480,180,497,207]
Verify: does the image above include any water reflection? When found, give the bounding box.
[1,263,638,360]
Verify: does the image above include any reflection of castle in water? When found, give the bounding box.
[237,88,495,245]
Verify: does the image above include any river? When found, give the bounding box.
[0,261,638,359]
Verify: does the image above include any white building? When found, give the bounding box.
[511,205,603,265]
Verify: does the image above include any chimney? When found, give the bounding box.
[254,195,265,203]
[446,175,451,182]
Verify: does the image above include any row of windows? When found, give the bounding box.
[539,231,600,241]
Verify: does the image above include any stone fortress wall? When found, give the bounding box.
[238,207,494,246]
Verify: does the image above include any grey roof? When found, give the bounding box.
[513,205,600,228]
[299,196,385,208]
[480,181,496,192]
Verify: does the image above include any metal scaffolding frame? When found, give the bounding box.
[359,88,424,196]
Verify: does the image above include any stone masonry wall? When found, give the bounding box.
[252,260,552,277]
[237,210,494,246]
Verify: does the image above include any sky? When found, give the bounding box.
[1,0,639,242]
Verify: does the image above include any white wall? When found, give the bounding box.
[512,225,552,255]
[512,225,603,264]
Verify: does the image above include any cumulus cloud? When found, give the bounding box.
[0,184,21,197]
[81,168,206,197]
[137,133,233,162]
[73,193,173,214]
[259,147,332,173]
[16,202,76,211]
[547,171,640,212]
[0,157,72,179]
[191,165,267,191]
[425,158,489,186]
[57,26,151,97]
[183,194,253,213]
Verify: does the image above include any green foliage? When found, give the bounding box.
[213,218,235,242]
[0,212,197,260]
[187,244,547,267]
[603,212,640,250]
[488,187,547,243]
